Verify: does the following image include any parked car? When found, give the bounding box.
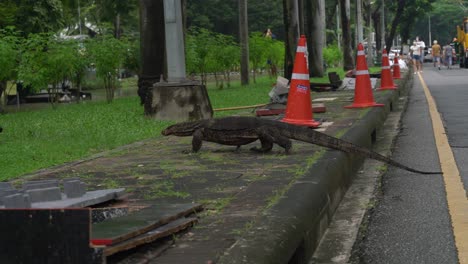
[424,47,433,62]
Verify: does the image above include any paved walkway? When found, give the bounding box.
[22,73,411,263]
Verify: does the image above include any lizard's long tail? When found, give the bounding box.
[291,127,442,175]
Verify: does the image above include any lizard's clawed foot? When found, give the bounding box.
[182,149,198,155]
[250,147,271,153]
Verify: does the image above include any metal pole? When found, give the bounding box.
[428,15,432,45]
[336,4,341,50]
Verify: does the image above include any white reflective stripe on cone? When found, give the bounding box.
[357,50,365,56]
[382,66,391,69]
[291,73,310,80]
[297,46,307,53]
[355,70,369,75]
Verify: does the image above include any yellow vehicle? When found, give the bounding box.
[456,17,468,68]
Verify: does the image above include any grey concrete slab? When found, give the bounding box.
[26,187,62,203]
[23,179,59,190]
[0,182,13,190]
[32,188,126,209]
[3,193,31,208]
[64,180,86,198]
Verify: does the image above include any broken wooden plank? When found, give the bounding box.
[103,217,198,256]
[91,203,202,245]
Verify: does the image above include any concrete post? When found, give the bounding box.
[163,0,186,82]
[147,0,213,121]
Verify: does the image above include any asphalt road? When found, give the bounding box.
[357,64,468,264]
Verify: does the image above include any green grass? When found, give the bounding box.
[0,68,353,180]
[0,97,171,180]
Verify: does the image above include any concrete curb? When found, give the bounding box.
[219,72,412,264]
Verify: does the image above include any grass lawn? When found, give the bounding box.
[0,67,376,180]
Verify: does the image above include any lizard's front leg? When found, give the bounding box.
[191,129,204,152]
[260,127,292,154]
[250,127,274,153]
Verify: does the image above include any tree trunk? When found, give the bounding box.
[298,0,304,35]
[356,0,363,44]
[372,3,382,52]
[385,0,406,53]
[239,0,249,86]
[114,13,121,39]
[380,0,385,51]
[0,80,6,113]
[340,0,354,70]
[365,0,374,66]
[138,0,166,109]
[306,0,325,77]
[283,0,300,80]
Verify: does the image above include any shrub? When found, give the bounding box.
[323,44,343,68]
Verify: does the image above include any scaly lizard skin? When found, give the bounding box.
[162,116,441,175]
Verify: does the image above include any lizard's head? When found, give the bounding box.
[161,120,203,136]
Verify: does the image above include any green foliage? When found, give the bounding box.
[186,28,240,88]
[186,0,284,39]
[186,27,213,84]
[122,38,140,74]
[248,32,284,82]
[0,31,18,82]
[87,36,128,102]
[17,34,92,106]
[323,44,343,68]
[0,0,64,35]
[17,33,52,92]
[249,32,269,82]
[413,0,465,45]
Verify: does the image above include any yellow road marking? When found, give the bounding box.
[418,73,468,264]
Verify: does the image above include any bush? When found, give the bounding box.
[323,44,343,68]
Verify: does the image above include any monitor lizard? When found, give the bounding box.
[162,116,441,174]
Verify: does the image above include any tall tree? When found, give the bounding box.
[93,0,138,38]
[364,0,375,66]
[239,0,249,85]
[305,0,325,77]
[384,0,406,53]
[0,0,64,35]
[340,0,354,70]
[356,0,364,44]
[283,0,300,80]
[138,0,165,107]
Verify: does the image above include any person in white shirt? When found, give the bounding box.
[416,36,425,71]
[410,40,422,74]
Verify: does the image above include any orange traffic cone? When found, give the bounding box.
[393,54,401,79]
[378,49,397,90]
[345,43,384,109]
[282,35,320,127]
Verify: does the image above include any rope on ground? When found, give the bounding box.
[213,103,268,112]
